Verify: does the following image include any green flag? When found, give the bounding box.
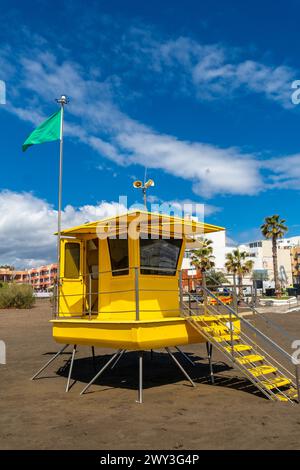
[22,109,61,152]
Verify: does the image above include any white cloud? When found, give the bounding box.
[116,131,262,197]
[0,190,219,268]
[1,26,299,267]
[2,49,263,198]
[0,33,298,200]
[147,36,296,107]
[262,154,300,189]
[0,190,126,268]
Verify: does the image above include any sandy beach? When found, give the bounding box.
[0,299,300,450]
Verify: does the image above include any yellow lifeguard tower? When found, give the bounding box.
[32,210,300,404]
[53,211,229,347]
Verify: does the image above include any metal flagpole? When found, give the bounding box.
[55,95,68,315]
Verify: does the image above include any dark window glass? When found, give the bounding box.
[140,238,182,275]
[64,243,80,278]
[108,238,129,276]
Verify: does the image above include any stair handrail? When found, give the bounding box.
[243,300,294,342]
[203,271,295,343]
[181,297,294,402]
[188,287,295,365]
[202,298,296,383]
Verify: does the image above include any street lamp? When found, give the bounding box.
[133,179,155,209]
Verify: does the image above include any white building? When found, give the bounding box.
[182,230,227,271]
[277,236,300,248]
[237,239,293,288]
[183,230,298,289]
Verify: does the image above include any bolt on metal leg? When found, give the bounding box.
[136,351,143,404]
[166,347,196,387]
[111,349,126,370]
[65,345,77,392]
[175,346,195,366]
[206,342,214,384]
[31,344,69,380]
[80,349,122,395]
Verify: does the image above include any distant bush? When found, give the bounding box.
[0,283,35,309]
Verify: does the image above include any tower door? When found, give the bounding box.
[59,239,84,316]
[85,238,99,315]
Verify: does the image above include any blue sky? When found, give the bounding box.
[1,0,300,266]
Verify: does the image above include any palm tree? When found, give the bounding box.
[225,249,254,299]
[260,215,288,296]
[205,269,228,287]
[191,238,215,286]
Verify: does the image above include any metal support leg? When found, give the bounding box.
[111,349,126,370]
[80,349,122,395]
[175,346,195,366]
[31,344,69,380]
[66,345,77,392]
[206,342,214,384]
[150,349,154,360]
[166,347,195,387]
[136,351,143,404]
[91,346,96,371]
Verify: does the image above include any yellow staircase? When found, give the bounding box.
[182,292,299,403]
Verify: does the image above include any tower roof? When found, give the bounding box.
[59,210,224,240]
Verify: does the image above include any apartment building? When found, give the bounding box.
[239,239,293,288]
[0,264,58,291]
[182,233,299,290]
[0,268,15,283]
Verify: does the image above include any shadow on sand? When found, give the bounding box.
[32,348,268,399]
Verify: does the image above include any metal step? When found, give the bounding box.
[276,387,298,402]
[248,365,277,377]
[261,376,291,390]
[236,354,264,365]
[213,334,240,343]
[185,304,298,402]
[224,344,252,353]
